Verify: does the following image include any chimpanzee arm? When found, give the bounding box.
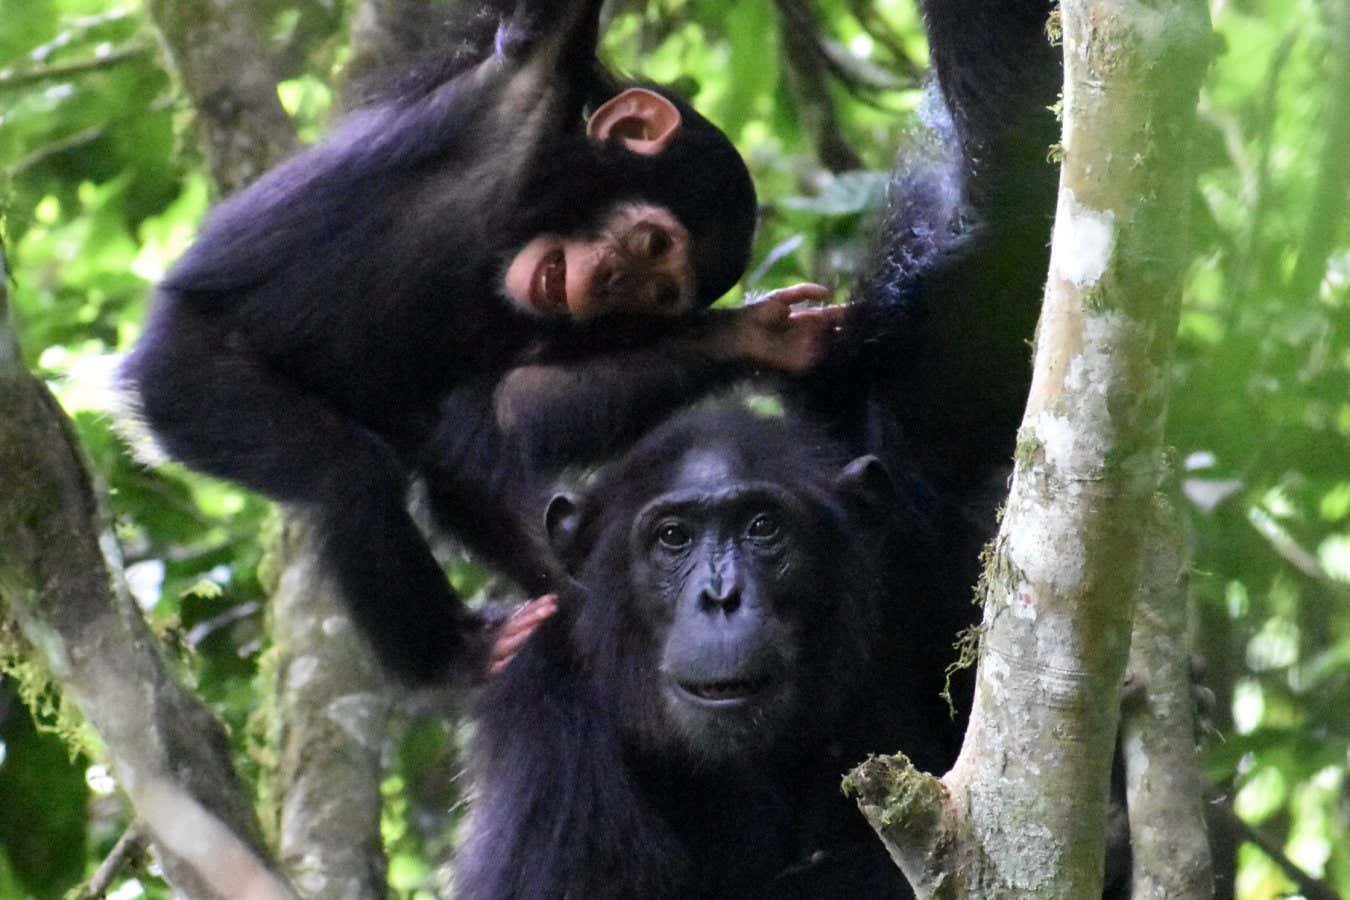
[494,346,740,473]
[832,0,1060,485]
[492,295,841,472]
[459,618,687,898]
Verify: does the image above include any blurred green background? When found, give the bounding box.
[0,0,1346,897]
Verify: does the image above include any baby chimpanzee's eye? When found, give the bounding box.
[645,227,672,258]
[630,223,672,260]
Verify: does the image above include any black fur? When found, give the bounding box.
[457,0,1063,895]
[119,0,761,684]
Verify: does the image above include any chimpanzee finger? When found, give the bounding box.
[487,594,558,676]
[788,305,847,324]
[757,282,831,307]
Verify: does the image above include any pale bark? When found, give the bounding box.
[0,255,289,900]
[1121,499,1213,897]
[269,518,392,900]
[845,0,1213,895]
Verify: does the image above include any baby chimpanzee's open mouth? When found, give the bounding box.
[529,247,567,313]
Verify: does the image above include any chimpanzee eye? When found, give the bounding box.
[630,224,672,260]
[747,513,780,540]
[656,522,691,550]
[645,228,672,259]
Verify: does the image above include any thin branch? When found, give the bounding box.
[24,8,139,63]
[776,0,908,114]
[844,0,924,84]
[773,0,863,172]
[1215,802,1340,900]
[77,824,146,900]
[0,42,154,93]
[4,126,106,178]
[1235,29,1297,299]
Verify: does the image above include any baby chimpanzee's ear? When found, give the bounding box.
[587,88,681,155]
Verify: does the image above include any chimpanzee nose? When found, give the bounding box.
[699,565,741,613]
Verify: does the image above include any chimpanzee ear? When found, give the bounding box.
[586,88,682,155]
[545,492,584,555]
[835,455,895,523]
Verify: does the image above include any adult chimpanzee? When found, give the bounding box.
[457,0,1072,895]
[119,0,839,685]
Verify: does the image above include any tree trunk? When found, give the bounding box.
[844,0,1213,895]
[268,518,391,900]
[0,252,288,899]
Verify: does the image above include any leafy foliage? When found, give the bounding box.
[0,0,1345,897]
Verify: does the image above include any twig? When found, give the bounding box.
[25,8,139,63]
[1215,801,1340,900]
[5,126,106,178]
[1247,506,1350,595]
[844,0,923,83]
[775,0,907,114]
[773,0,863,172]
[1236,29,1297,299]
[78,823,145,899]
[0,42,154,93]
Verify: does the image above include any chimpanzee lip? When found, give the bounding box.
[529,247,567,314]
[672,674,773,707]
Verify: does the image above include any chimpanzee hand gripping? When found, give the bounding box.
[120,0,839,684]
[459,0,1080,896]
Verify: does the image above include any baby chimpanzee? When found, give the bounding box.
[120,0,838,685]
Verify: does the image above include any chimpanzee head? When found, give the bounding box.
[503,86,757,320]
[545,401,896,764]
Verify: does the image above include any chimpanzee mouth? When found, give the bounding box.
[674,675,773,706]
[529,247,568,314]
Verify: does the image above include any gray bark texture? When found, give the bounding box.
[269,518,392,900]
[145,0,299,194]
[0,255,290,900]
[1121,499,1214,897]
[845,0,1214,895]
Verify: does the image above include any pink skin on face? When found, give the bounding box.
[502,205,694,319]
[503,235,608,316]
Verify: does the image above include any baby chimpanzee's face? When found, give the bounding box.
[502,203,695,319]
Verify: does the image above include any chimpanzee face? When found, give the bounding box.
[627,464,812,759]
[502,203,694,319]
[500,87,702,319]
[546,420,896,765]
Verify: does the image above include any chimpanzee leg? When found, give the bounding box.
[123,301,473,684]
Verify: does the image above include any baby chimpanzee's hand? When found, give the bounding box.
[731,284,845,373]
